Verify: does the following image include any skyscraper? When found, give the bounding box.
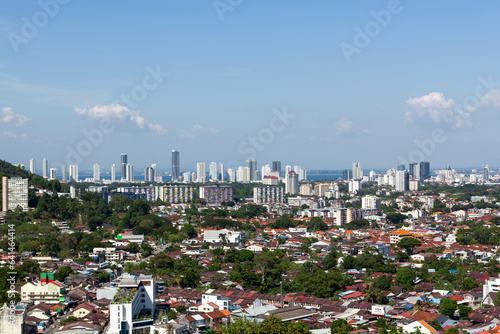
[69,165,79,182]
[285,171,299,195]
[246,159,257,181]
[272,161,281,177]
[151,164,157,182]
[111,164,116,183]
[483,164,490,181]
[62,164,68,182]
[42,158,48,179]
[49,168,57,180]
[352,162,362,180]
[343,169,352,181]
[145,167,154,182]
[30,159,36,174]
[126,163,134,182]
[218,162,225,181]
[395,170,409,192]
[419,161,430,180]
[93,163,100,181]
[121,153,127,181]
[2,177,29,212]
[196,162,206,183]
[409,162,419,180]
[209,162,218,181]
[172,150,180,181]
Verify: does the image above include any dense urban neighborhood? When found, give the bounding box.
[3,159,500,334]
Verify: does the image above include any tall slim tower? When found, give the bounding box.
[151,164,157,182]
[111,164,116,183]
[209,162,218,181]
[121,153,127,181]
[62,164,68,182]
[196,162,206,183]
[172,150,180,181]
[30,159,36,174]
[272,161,281,177]
[126,163,134,182]
[42,158,48,179]
[419,161,430,180]
[246,159,257,181]
[218,162,225,181]
[69,165,79,182]
[352,162,362,180]
[93,163,101,181]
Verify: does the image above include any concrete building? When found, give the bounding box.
[197,162,206,183]
[69,164,79,182]
[362,195,381,210]
[29,158,36,174]
[2,177,29,212]
[272,161,281,177]
[262,176,279,185]
[285,171,298,195]
[200,185,233,205]
[352,162,362,180]
[0,304,27,334]
[121,153,127,181]
[21,273,64,304]
[203,229,242,244]
[348,180,361,194]
[299,183,313,196]
[62,164,68,182]
[172,150,180,181]
[253,186,285,204]
[111,164,116,183]
[157,185,194,203]
[395,170,409,192]
[116,187,156,202]
[209,162,218,181]
[42,158,48,179]
[93,163,100,181]
[126,163,134,182]
[49,168,57,180]
[109,275,155,334]
[144,167,154,183]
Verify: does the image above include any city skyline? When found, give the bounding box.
[2,2,500,169]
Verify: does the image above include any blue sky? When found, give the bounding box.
[1,1,500,172]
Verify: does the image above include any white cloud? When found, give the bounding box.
[333,118,353,135]
[1,107,29,126]
[147,122,168,135]
[406,92,456,123]
[405,92,476,128]
[179,124,219,138]
[2,131,27,140]
[75,104,167,134]
[481,89,500,108]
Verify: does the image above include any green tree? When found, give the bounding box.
[458,305,473,318]
[386,213,407,224]
[330,319,354,334]
[461,277,478,290]
[59,316,78,326]
[175,305,186,313]
[373,275,391,291]
[55,266,73,282]
[395,267,416,289]
[397,237,421,255]
[41,234,61,257]
[438,298,457,317]
[20,260,41,276]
